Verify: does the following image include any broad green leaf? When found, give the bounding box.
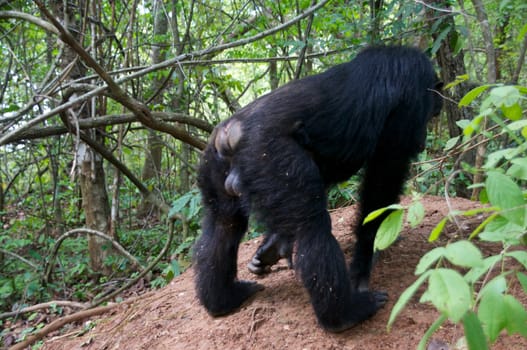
[424,269,472,322]
[506,158,527,180]
[415,247,445,275]
[407,201,425,228]
[506,120,527,131]
[484,148,517,169]
[463,114,484,136]
[428,217,448,242]
[479,275,507,298]
[444,136,460,151]
[504,295,527,337]
[170,192,193,215]
[478,290,507,342]
[501,103,522,121]
[363,204,403,224]
[462,310,489,350]
[469,213,499,240]
[388,271,431,329]
[505,250,527,269]
[456,119,470,129]
[489,85,521,107]
[479,221,524,244]
[459,85,491,107]
[431,26,451,54]
[444,240,483,268]
[374,209,404,251]
[517,272,527,293]
[465,255,502,284]
[485,171,526,226]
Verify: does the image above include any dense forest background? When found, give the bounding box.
[1,0,527,348]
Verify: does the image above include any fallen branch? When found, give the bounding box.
[9,304,119,350]
[0,301,85,320]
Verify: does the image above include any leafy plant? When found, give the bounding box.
[374,84,527,349]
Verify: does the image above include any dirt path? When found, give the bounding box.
[40,196,527,350]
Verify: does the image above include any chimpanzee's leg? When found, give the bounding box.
[193,147,263,316]
[350,152,411,291]
[247,232,294,275]
[295,211,387,332]
[244,138,387,332]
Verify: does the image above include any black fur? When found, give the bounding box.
[193,46,442,332]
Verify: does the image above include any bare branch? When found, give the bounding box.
[0,300,85,320]
[0,10,59,34]
[2,112,212,144]
[2,0,329,147]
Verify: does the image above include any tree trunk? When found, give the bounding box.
[425,0,474,198]
[50,0,113,273]
[77,143,112,273]
[137,0,167,219]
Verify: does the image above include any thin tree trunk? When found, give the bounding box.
[425,0,474,198]
[50,0,113,274]
[138,0,167,219]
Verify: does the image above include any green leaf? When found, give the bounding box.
[506,158,527,180]
[417,315,448,350]
[444,136,460,151]
[463,114,484,137]
[489,85,521,107]
[479,275,507,298]
[363,204,403,224]
[374,209,404,251]
[517,272,527,293]
[444,240,483,268]
[486,171,526,226]
[465,255,501,284]
[456,119,471,129]
[484,148,517,169]
[501,103,522,121]
[407,201,425,228]
[506,120,527,131]
[462,310,489,350]
[444,74,469,90]
[503,295,527,337]
[388,271,431,329]
[479,221,524,244]
[522,126,527,140]
[478,290,507,342]
[415,247,445,275]
[459,85,491,107]
[423,269,472,322]
[505,250,527,269]
[428,217,448,242]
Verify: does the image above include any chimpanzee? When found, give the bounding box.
[193,45,442,333]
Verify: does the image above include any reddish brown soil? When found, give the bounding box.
[40,196,526,350]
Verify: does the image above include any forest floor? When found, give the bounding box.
[31,196,527,349]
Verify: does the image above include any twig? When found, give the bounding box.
[43,228,145,284]
[0,301,85,320]
[89,212,186,308]
[0,248,38,270]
